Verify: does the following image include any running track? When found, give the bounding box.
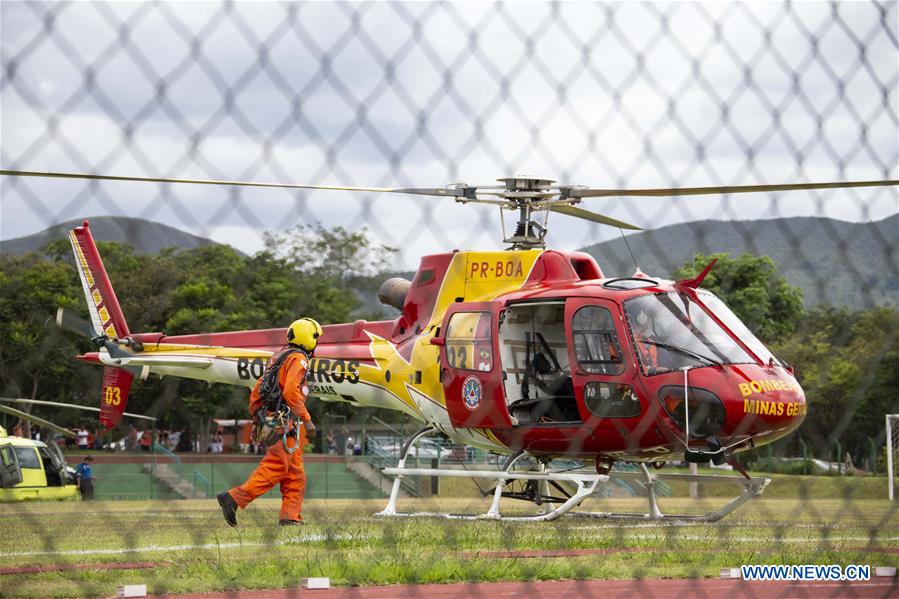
[158,578,897,598]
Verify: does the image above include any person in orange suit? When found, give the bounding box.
[217,318,322,527]
[632,310,660,372]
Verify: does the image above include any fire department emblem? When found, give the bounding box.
[462,376,482,411]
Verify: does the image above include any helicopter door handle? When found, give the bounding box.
[430,337,445,346]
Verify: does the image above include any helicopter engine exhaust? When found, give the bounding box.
[378,277,412,311]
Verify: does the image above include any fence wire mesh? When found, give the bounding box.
[0,1,897,598]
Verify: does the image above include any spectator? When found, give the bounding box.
[176,430,193,453]
[140,429,152,452]
[75,456,96,500]
[326,432,337,455]
[77,428,90,449]
[125,425,138,451]
[344,436,354,456]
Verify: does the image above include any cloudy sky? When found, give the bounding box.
[1,1,896,267]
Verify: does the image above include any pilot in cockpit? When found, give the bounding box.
[633,310,660,370]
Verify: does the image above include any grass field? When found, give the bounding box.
[1,491,897,599]
[437,467,893,499]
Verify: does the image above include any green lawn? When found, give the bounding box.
[436,467,892,500]
[1,493,896,598]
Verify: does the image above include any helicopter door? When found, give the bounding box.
[0,444,22,488]
[45,440,69,485]
[38,445,66,487]
[566,299,644,438]
[438,303,513,429]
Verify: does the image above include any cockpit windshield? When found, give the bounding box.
[624,290,780,374]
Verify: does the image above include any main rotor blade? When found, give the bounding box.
[0,403,76,437]
[569,179,899,198]
[0,398,156,422]
[549,204,642,230]
[0,170,465,198]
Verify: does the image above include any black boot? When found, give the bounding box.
[278,519,304,526]
[217,492,238,527]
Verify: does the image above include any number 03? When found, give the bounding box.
[104,386,122,406]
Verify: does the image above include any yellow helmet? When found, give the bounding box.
[286,317,322,352]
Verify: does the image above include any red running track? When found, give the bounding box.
[157,578,898,598]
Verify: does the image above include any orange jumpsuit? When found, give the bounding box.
[633,325,659,371]
[228,350,312,521]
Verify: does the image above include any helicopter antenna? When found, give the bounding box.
[619,227,639,272]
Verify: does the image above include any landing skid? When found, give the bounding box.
[375,427,770,522]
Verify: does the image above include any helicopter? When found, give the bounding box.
[0,402,78,501]
[0,398,157,502]
[1,169,897,520]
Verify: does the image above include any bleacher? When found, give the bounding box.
[90,463,181,500]
[88,458,386,500]
[175,461,386,499]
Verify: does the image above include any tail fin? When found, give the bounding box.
[70,220,134,430]
[68,220,130,340]
[100,366,134,430]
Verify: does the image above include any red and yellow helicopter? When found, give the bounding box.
[3,169,896,520]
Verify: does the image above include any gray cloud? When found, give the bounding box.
[1,1,896,268]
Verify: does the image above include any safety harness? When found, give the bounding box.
[252,347,308,453]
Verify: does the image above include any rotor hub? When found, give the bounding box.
[496,176,556,192]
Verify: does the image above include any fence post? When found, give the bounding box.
[867,437,877,475]
[799,438,809,475]
[150,442,154,499]
[835,440,842,475]
[887,415,894,501]
[430,457,439,496]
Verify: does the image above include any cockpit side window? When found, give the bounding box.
[572,306,624,375]
[14,446,40,469]
[445,311,493,371]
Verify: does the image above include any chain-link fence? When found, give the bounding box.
[1,1,898,598]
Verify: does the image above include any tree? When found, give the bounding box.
[673,252,804,342]
[264,223,395,282]
[0,251,90,401]
[0,224,395,436]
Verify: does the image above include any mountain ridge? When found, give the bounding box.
[578,213,898,308]
[1,216,223,255]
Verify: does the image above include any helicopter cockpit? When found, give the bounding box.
[441,295,639,429]
[498,302,579,425]
[623,289,782,374]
